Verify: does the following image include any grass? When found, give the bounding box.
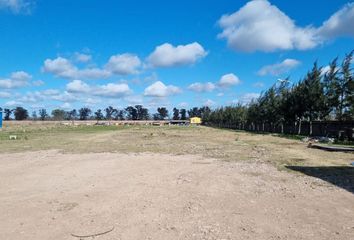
[0,123,353,168]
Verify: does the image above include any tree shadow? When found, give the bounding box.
[286,166,354,194]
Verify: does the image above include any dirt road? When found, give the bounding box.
[1,151,353,239]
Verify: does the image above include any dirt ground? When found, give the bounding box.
[0,125,353,239]
[0,150,353,240]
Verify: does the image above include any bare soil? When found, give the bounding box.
[1,150,353,240]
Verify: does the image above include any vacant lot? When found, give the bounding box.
[0,124,353,239]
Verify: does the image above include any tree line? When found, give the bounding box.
[0,105,211,122]
[206,51,354,135]
[1,51,352,133]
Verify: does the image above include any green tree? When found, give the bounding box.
[157,107,168,120]
[105,106,117,120]
[14,107,28,121]
[114,110,125,120]
[323,58,340,119]
[172,108,180,120]
[341,50,353,119]
[4,108,12,120]
[94,109,104,122]
[180,109,187,120]
[188,107,201,118]
[125,106,138,120]
[51,109,66,121]
[66,109,77,121]
[301,62,327,135]
[135,105,149,120]
[31,111,38,120]
[39,109,48,121]
[79,108,92,120]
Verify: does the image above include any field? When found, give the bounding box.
[0,123,353,239]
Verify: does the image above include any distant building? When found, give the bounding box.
[190,117,202,125]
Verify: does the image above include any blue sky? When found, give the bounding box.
[0,0,353,112]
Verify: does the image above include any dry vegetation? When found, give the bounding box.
[0,123,352,168]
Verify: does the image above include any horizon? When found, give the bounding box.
[0,0,354,113]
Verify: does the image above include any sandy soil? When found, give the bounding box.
[0,151,353,240]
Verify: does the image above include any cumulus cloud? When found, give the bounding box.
[95,83,131,98]
[51,91,78,103]
[218,73,241,88]
[0,0,33,14]
[0,71,32,89]
[218,1,354,52]
[43,57,111,79]
[0,91,11,98]
[66,80,131,98]
[144,81,181,97]
[66,80,91,93]
[43,54,141,79]
[32,80,44,86]
[257,59,301,76]
[74,53,92,63]
[147,42,207,68]
[317,3,354,39]
[188,82,215,93]
[218,0,317,52]
[4,100,23,107]
[60,102,72,110]
[105,54,141,75]
[204,99,216,107]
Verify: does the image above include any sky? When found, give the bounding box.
[0,0,353,113]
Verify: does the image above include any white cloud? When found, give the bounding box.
[43,57,111,79]
[320,64,341,76]
[0,91,11,98]
[43,54,141,79]
[95,83,131,97]
[20,91,45,103]
[4,100,23,107]
[188,82,215,92]
[204,99,216,107]
[317,3,354,39]
[0,0,33,14]
[60,102,72,110]
[42,89,60,96]
[178,102,189,108]
[0,71,32,89]
[253,82,265,88]
[124,95,144,105]
[74,53,92,63]
[217,92,224,97]
[147,42,207,68]
[257,59,301,76]
[66,80,131,98]
[105,54,141,75]
[240,93,260,104]
[43,57,80,79]
[32,80,44,86]
[66,80,91,93]
[218,0,317,52]
[84,98,101,106]
[218,73,241,88]
[144,81,181,97]
[47,91,77,103]
[218,1,354,53]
